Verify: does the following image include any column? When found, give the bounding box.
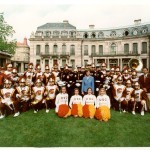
[120,58,122,71]
[21,63,24,73]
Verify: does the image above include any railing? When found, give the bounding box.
[40,52,70,58]
[91,51,140,57]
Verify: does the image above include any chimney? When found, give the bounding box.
[63,20,69,23]
[24,37,28,45]
[89,25,95,29]
[134,19,141,25]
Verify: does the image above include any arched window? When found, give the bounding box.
[91,32,96,38]
[61,31,68,37]
[83,32,88,38]
[53,45,58,54]
[110,43,117,54]
[53,31,60,37]
[98,32,104,38]
[110,31,116,37]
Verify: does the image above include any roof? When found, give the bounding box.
[37,22,76,30]
[0,51,13,57]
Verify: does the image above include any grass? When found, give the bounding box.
[0,109,150,147]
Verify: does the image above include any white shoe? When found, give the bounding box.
[14,112,20,117]
[34,110,37,113]
[46,109,49,113]
[123,110,126,113]
[0,115,5,119]
[132,111,136,115]
[141,111,144,116]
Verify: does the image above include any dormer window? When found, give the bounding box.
[83,32,88,38]
[91,32,96,38]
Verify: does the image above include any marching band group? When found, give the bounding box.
[0,62,150,122]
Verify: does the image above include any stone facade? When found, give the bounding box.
[29,20,150,71]
[11,38,30,72]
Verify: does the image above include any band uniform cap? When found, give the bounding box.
[7,63,12,68]
[92,64,95,67]
[4,79,12,84]
[111,67,115,71]
[81,66,85,69]
[126,80,131,84]
[115,66,120,71]
[101,63,106,67]
[134,82,140,86]
[53,65,58,69]
[19,77,26,83]
[96,64,100,68]
[124,69,128,73]
[12,68,17,73]
[132,71,137,75]
[49,78,55,82]
[35,78,41,83]
[117,76,123,81]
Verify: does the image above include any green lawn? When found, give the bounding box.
[0,109,150,147]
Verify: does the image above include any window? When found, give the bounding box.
[71,59,75,69]
[142,59,147,68]
[142,42,147,54]
[84,45,88,55]
[83,32,88,38]
[110,43,117,54]
[109,59,118,68]
[62,60,66,67]
[45,59,49,65]
[98,32,104,38]
[61,31,68,37]
[91,32,96,38]
[124,44,129,54]
[70,45,75,55]
[53,31,59,37]
[36,45,41,55]
[70,31,76,37]
[99,45,103,55]
[110,31,116,37]
[84,60,88,66]
[53,45,58,54]
[91,45,96,55]
[133,43,138,54]
[36,59,40,65]
[62,45,66,54]
[45,31,50,37]
[45,45,49,54]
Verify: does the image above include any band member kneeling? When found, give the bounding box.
[69,88,83,117]
[82,88,96,119]
[131,82,148,116]
[31,78,46,113]
[55,86,71,118]
[0,79,20,119]
[95,88,111,122]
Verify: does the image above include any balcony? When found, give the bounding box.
[91,51,140,57]
[40,52,70,58]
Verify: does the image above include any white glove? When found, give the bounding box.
[67,84,70,88]
[96,88,99,91]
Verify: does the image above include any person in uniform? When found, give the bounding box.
[0,67,7,89]
[11,68,19,88]
[130,71,139,88]
[55,86,71,118]
[139,67,150,111]
[0,79,20,119]
[95,88,111,122]
[82,87,96,119]
[69,88,83,117]
[4,63,13,77]
[44,77,59,113]
[81,69,94,95]
[24,63,35,88]
[52,65,61,84]
[16,77,31,112]
[31,78,46,113]
[131,82,148,116]
[112,76,126,112]
[122,69,131,84]
[34,64,44,83]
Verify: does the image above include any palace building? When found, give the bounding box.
[29,19,150,71]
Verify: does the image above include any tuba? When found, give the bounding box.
[128,58,143,72]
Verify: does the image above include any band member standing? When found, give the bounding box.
[95,88,111,122]
[131,71,139,88]
[112,76,126,112]
[31,78,46,113]
[81,69,94,95]
[52,65,61,84]
[69,88,83,117]
[45,78,59,113]
[11,68,19,88]
[82,87,96,119]
[55,86,71,118]
[4,63,13,77]
[0,67,7,89]
[122,69,131,84]
[0,79,20,119]
[34,64,44,83]
[131,82,148,116]
[16,77,31,112]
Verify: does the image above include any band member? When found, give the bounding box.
[122,80,134,112]
[0,79,20,119]
[112,76,126,111]
[0,67,7,89]
[81,69,94,95]
[69,88,83,117]
[34,64,44,83]
[31,78,46,113]
[24,63,35,87]
[16,77,31,112]
[52,65,61,84]
[131,82,148,116]
[82,87,96,119]
[100,62,107,77]
[95,88,111,122]
[55,86,71,118]
[43,65,55,86]
[4,63,13,77]
[11,68,19,88]
[131,71,139,88]
[45,78,59,113]
[122,69,130,83]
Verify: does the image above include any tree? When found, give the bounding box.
[0,12,16,54]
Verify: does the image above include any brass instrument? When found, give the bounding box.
[128,58,143,72]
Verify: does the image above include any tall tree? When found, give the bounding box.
[0,13,16,54]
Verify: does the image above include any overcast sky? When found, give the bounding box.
[0,0,150,43]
